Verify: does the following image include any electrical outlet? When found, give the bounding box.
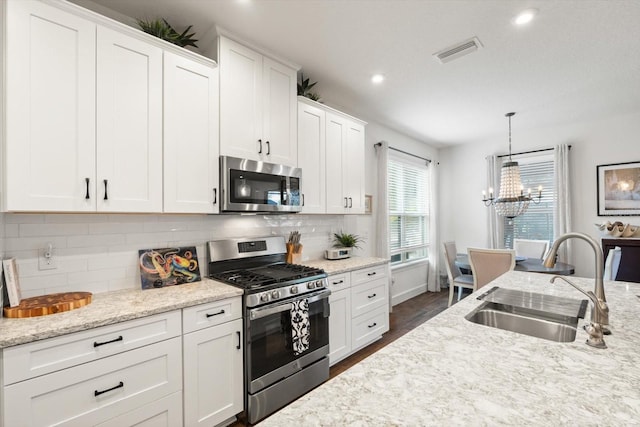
[38,244,57,270]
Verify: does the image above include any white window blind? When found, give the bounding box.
[503,157,555,248]
[388,154,429,265]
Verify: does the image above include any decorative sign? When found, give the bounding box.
[138,247,201,289]
[2,258,22,307]
[597,161,640,216]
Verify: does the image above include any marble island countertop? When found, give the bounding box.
[259,271,640,426]
[0,278,242,349]
[304,256,389,275]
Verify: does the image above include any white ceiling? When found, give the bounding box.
[81,0,640,147]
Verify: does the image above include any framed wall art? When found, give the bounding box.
[138,246,201,289]
[597,161,640,216]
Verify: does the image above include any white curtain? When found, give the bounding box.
[375,142,391,311]
[486,155,501,248]
[375,141,390,260]
[427,162,440,292]
[554,144,572,262]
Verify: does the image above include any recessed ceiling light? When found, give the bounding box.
[371,74,385,84]
[514,8,538,25]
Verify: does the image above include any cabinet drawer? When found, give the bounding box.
[351,264,387,286]
[96,391,183,427]
[327,273,350,291]
[351,306,389,352]
[3,337,182,427]
[351,278,388,318]
[3,311,182,385]
[182,297,242,334]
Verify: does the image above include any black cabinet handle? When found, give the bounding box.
[103,179,108,200]
[344,197,348,208]
[302,194,305,206]
[85,178,90,199]
[266,140,271,155]
[236,331,241,349]
[94,335,123,348]
[332,280,344,285]
[258,139,263,154]
[367,272,377,277]
[368,293,377,299]
[206,309,225,318]
[213,188,217,204]
[94,381,124,397]
[368,322,377,328]
[348,197,353,208]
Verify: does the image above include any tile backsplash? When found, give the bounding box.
[1,213,348,297]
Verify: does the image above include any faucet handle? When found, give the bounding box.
[584,323,607,349]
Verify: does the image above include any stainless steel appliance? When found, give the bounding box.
[220,155,302,213]
[208,237,330,424]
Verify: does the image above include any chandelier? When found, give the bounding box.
[482,112,542,218]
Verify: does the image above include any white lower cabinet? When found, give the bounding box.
[328,264,390,366]
[328,273,352,365]
[182,298,244,427]
[3,337,182,427]
[0,296,245,427]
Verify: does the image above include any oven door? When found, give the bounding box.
[246,288,330,394]
[221,155,302,213]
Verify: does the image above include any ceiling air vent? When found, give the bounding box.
[433,37,483,64]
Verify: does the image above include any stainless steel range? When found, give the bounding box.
[208,237,330,424]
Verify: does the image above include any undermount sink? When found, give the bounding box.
[465,287,588,343]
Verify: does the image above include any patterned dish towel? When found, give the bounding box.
[291,299,310,355]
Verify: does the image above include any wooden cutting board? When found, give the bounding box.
[3,292,92,318]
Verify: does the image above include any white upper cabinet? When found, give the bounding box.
[96,26,163,213]
[163,52,220,214]
[325,111,366,214]
[219,35,298,167]
[5,0,97,212]
[3,0,219,214]
[297,99,326,213]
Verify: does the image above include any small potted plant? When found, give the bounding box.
[327,231,364,259]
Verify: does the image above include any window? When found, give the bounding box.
[503,155,555,248]
[388,154,429,265]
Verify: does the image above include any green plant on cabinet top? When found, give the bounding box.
[137,18,198,48]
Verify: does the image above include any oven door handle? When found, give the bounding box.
[249,289,331,320]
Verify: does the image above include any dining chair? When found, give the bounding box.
[467,248,516,290]
[442,241,474,307]
[513,238,549,260]
[603,246,622,280]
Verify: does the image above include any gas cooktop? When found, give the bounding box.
[210,263,325,290]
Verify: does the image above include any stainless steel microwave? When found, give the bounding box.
[220,156,302,213]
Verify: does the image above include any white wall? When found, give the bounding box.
[439,111,640,279]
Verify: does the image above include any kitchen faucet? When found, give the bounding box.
[544,232,610,349]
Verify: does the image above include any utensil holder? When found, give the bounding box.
[286,243,303,264]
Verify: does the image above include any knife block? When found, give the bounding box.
[286,243,303,264]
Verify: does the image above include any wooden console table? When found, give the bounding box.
[601,238,640,283]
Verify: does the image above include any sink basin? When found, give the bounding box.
[465,301,580,343]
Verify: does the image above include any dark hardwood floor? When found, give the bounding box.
[232,288,453,425]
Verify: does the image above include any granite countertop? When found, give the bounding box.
[304,256,389,275]
[0,279,243,349]
[259,271,640,426]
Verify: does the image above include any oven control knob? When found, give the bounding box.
[307,282,316,290]
[315,280,324,288]
[260,293,270,303]
[271,290,280,299]
[290,286,299,294]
